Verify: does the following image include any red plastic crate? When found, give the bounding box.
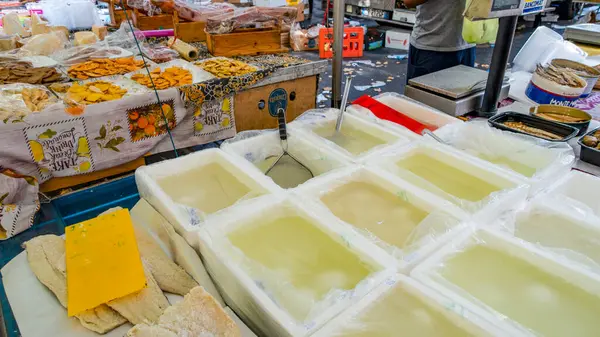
[318,27,364,59]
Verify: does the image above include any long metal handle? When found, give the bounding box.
[335,76,352,133]
[277,107,287,141]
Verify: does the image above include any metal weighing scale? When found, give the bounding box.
[564,24,600,46]
[404,65,510,116]
[404,0,542,117]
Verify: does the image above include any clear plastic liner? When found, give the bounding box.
[125,59,215,88]
[206,7,297,34]
[18,31,70,57]
[312,274,505,337]
[135,148,281,248]
[434,121,575,193]
[544,170,600,218]
[220,130,350,189]
[39,0,103,29]
[412,228,600,337]
[196,193,396,337]
[363,92,463,129]
[0,83,59,122]
[492,194,600,276]
[103,23,149,54]
[50,44,134,67]
[362,140,529,218]
[150,0,235,22]
[295,165,470,272]
[290,108,418,160]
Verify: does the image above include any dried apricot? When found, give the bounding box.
[137,117,149,129]
[144,125,156,135]
[129,111,139,120]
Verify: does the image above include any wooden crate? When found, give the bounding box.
[106,0,133,27]
[234,75,317,132]
[173,15,206,42]
[206,29,288,57]
[132,9,174,30]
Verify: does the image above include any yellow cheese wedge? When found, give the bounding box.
[65,208,146,317]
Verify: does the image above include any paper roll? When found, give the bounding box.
[168,37,198,61]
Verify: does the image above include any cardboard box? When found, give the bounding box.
[385,29,410,50]
[392,9,416,24]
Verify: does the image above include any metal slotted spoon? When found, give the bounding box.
[264,107,314,188]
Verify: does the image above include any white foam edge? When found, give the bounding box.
[135,148,282,247]
[220,128,352,180]
[294,164,471,272]
[359,140,531,220]
[411,227,600,337]
[372,92,463,128]
[289,111,417,161]
[196,193,397,337]
[311,273,505,337]
[543,170,600,217]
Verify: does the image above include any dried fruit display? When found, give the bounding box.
[67,57,146,80]
[65,81,128,105]
[0,65,63,84]
[197,58,256,78]
[130,66,193,89]
[22,88,54,112]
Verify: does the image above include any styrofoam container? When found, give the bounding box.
[412,229,600,337]
[312,274,505,337]
[135,148,281,247]
[196,194,397,337]
[368,92,462,129]
[290,109,417,161]
[362,140,529,219]
[499,195,600,274]
[545,170,600,218]
[434,121,575,194]
[220,130,351,189]
[295,165,470,272]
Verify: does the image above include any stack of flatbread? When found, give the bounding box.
[24,223,240,336]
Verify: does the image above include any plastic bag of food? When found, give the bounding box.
[462,17,498,44]
[49,44,134,66]
[2,12,27,37]
[290,23,321,51]
[151,0,234,22]
[128,0,163,16]
[19,31,69,56]
[206,7,296,34]
[141,45,179,63]
[103,22,148,54]
[0,83,59,123]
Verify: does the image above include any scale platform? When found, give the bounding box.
[404,65,510,116]
[564,24,600,46]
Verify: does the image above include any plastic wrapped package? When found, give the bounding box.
[103,23,148,54]
[312,274,505,336]
[19,31,69,56]
[356,92,462,129]
[0,83,60,122]
[135,148,281,248]
[290,108,418,160]
[128,0,163,16]
[39,0,103,29]
[221,130,351,189]
[196,193,396,337]
[544,170,600,218]
[434,121,575,193]
[290,24,322,51]
[206,7,297,34]
[141,45,179,64]
[151,0,235,22]
[362,140,529,218]
[493,194,600,276]
[412,228,600,337]
[50,45,134,66]
[295,165,470,272]
[2,12,26,37]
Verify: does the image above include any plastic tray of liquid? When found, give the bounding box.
[366,142,528,216]
[297,165,469,271]
[197,195,396,337]
[500,196,600,273]
[221,130,350,189]
[291,110,416,160]
[312,274,504,337]
[135,148,280,247]
[546,170,600,218]
[433,121,574,193]
[412,229,600,337]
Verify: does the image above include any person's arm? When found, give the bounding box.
[403,0,428,8]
